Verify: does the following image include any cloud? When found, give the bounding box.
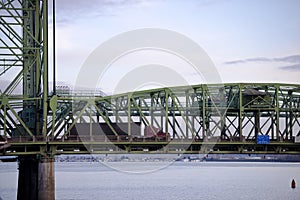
[224,55,300,65]
[49,0,160,25]
[278,64,300,71]
[245,57,272,62]
[273,55,300,63]
[223,54,300,72]
[224,57,271,64]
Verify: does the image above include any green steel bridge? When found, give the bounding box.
[1,83,300,156]
[1,0,300,199]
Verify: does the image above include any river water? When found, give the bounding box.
[0,161,299,200]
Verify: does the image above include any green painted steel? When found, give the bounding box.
[1,82,300,155]
[1,1,300,156]
[1,0,50,157]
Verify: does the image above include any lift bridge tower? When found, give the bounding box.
[0,0,54,199]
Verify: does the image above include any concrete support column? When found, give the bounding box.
[38,158,55,200]
[17,156,55,200]
[17,156,38,200]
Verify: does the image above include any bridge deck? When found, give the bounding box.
[2,136,300,156]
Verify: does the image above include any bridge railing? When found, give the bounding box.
[5,135,299,144]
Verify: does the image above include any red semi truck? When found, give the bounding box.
[144,126,170,141]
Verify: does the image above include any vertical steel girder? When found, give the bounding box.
[1,0,49,141]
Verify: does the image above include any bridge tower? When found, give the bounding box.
[0,0,54,199]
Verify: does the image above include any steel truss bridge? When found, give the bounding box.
[1,83,300,155]
[0,0,300,157]
[0,0,300,199]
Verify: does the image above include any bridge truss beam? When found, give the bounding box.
[1,83,300,155]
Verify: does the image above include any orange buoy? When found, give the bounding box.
[291,179,296,189]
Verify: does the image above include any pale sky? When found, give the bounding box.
[45,0,300,93]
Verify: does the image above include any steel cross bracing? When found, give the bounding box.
[0,0,49,156]
[1,82,300,155]
[1,1,300,156]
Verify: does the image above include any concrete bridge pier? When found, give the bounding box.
[17,156,55,200]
